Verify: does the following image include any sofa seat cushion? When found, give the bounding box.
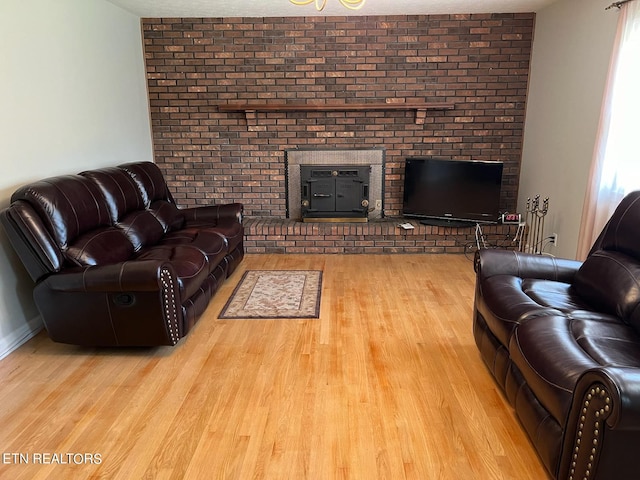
[65,227,134,267]
[136,244,210,300]
[478,275,603,347]
[160,229,228,269]
[521,279,594,312]
[509,315,640,425]
[182,220,244,252]
[477,276,561,346]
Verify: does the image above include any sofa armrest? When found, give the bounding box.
[474,249,582,283]
[35,260,183,347]
[42,260,174,293]
[1,201,63,282]
[181,203,243,225]
[577,367,640,431]
[558,367,640,480]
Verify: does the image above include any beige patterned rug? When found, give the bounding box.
[219,270,323,319]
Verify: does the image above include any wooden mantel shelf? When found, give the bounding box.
[217,101,454,125]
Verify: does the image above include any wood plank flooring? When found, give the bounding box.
[0,254,548,479]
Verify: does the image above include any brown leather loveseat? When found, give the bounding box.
[1,161,244,347]
[473,190,640,480]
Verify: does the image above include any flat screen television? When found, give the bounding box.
[402,157,503,225]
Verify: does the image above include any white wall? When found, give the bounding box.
[519,0,619,259]
[0,0,153,357]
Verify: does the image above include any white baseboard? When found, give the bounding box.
[0,316,43,360]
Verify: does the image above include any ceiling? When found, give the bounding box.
[105,0,559,18]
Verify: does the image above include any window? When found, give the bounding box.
[599,5,640,196]
[578,1,640,258]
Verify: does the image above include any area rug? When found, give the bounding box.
[219,270,322,319]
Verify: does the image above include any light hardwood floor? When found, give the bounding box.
[0,254,548,479]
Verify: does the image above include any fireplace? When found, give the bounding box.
[286,148,384,222]
[300,165,370,222]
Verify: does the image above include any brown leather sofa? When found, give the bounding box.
[1,161,244,347]
[473,190,640,480]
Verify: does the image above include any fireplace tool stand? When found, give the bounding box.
[522,195,550,254]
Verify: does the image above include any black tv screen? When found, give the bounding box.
[402,157,503,225]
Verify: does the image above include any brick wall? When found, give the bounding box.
[143,13,534,219]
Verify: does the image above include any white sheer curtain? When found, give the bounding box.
[577,1,640,259]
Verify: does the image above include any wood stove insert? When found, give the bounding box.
[300,165,370,222]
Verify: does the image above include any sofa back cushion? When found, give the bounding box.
[148,200,185,232]
[575,191,640,330]
[118,162,171,205]
[589,191,640,260]
[574,251,640,327]
[118,162,185,233]
[81,167,167,252]
[10,175,134,267]
[80,168,145,220]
